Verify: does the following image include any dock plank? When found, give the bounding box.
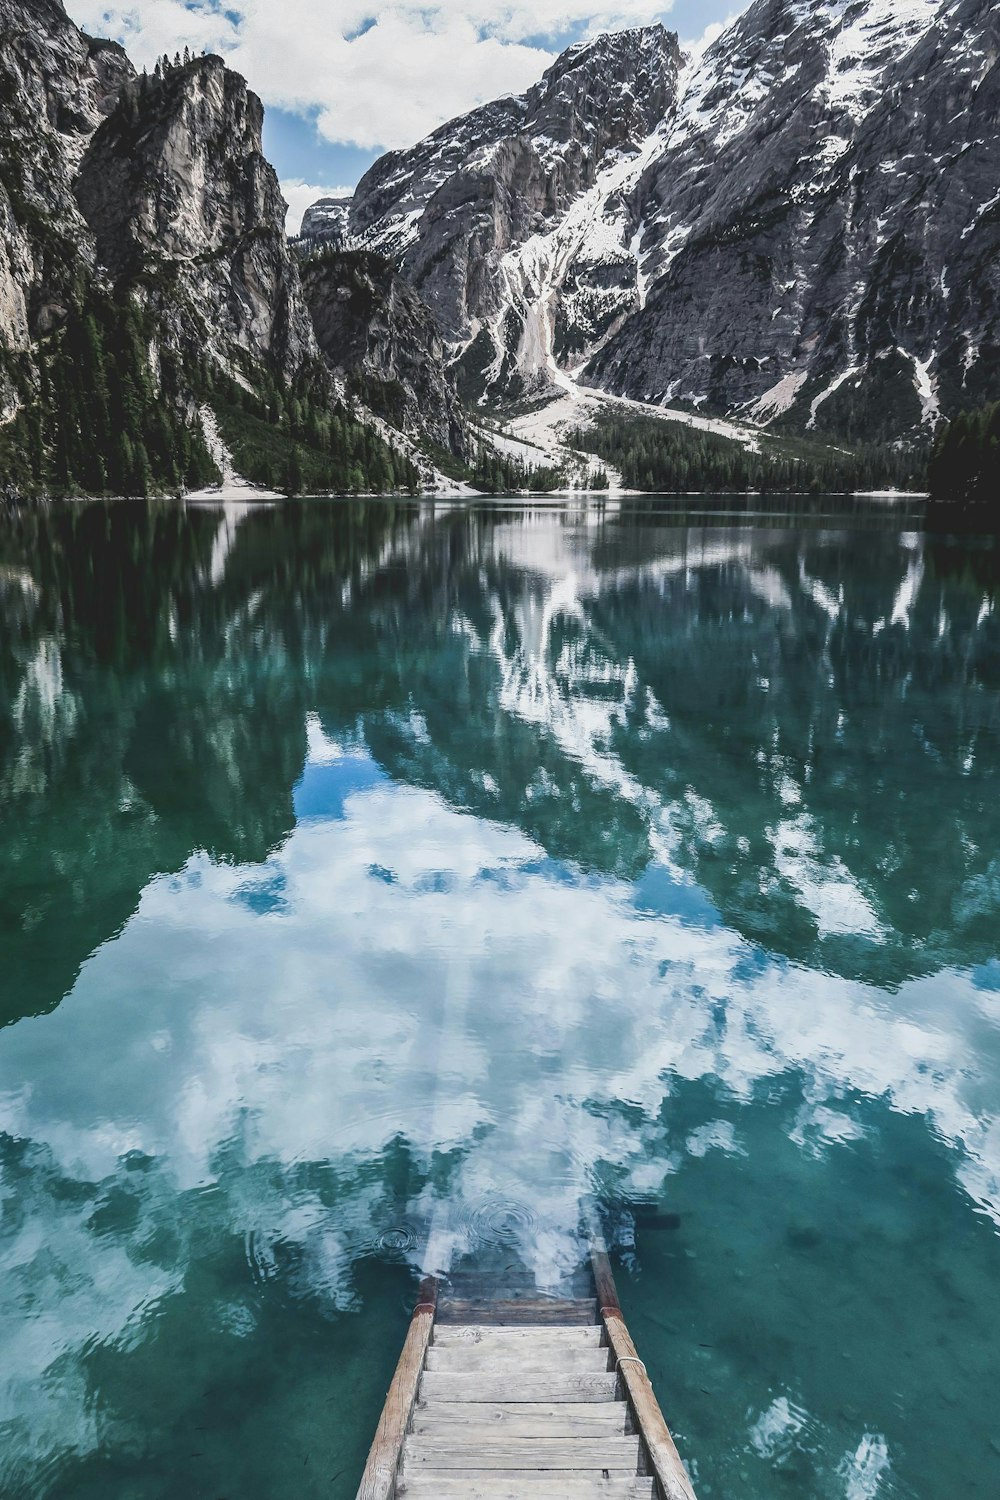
[412,1401,630,1435]
[398,1476,656,1499]
[436,1298,598,1325]
[432,1324,603,1347]
[406,1419,630,1443]
[401,1435,642,1470]
[592,1236,699,1500]
[419,1371,621,1404]
[354,1285,436,1500]
[424,1344,610,1373]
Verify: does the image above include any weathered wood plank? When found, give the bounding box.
[424,1344,610,1373]
[355,1279,437,1500]
[412,1401,629,1435]
[419,1371,621,1403]
[591,1237,699,1500]
[401,1436,641,1470]
[591,1241,620,1317]
[406,1418,630,1443]
[603,1312,698,1500]
[444,1272,594,1299]
[398,1475,656,1499]
[398,1474,656,1499]
[432,1325,603,1347]
[436,1298,598,1325]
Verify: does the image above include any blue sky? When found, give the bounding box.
[68,1,740,229]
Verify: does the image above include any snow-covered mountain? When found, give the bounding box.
[345,25,681,403]
[300,195,353,244]
[321,0,1000,441]
[591,0,1000,441]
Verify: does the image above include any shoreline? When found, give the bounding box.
[12,486,931,504]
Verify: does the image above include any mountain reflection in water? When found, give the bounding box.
[0,497,998,1500]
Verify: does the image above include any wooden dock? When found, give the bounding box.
[355,1242,698,1500]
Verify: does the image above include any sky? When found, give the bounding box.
[67,1,740,232]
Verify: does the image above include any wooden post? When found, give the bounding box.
[355,1277,437,1500]
[590,1237,698,1500]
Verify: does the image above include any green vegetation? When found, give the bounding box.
[927,403,1000,519]
[199,363,421,495]
[416,432,566,493]
[469,443,564,494]
[569,412,926,494]
[0,287,219,497]
[0,287,422,499]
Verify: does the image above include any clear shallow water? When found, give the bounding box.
[1,496,999,1498]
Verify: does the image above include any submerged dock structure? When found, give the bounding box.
[356,1239,698,1500]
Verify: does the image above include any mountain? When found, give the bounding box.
[301,247,468,459]
[0,0,132,381]
[335,0,1000,442]
[347,25,681,402]
[589,0,1000,442]
[74,53,316,386]
[300,196,353,244]
[0,0,461,499]
[0,1,309,394]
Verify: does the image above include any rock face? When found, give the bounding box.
[0,1,469,484]
[348,26,682,400]
[300,196,353,243]
[0,0,132,362]
[75,54,315,383]
[301,249,467,456]
[0,2,313,405]
[588,0,1000,440]
[329,0,1000,438]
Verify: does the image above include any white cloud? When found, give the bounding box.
[279,178,353,235]
[680,13,736,67]
[66,0,675,152]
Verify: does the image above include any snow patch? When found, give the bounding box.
[960,186,1000,240]
[807,367,860,429]
[902,349,939,422]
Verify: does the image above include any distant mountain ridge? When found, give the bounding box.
[313,0,1000,442]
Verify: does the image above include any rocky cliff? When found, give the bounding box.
[348,26,682,401]
[0,0,131,387]
[588,0,1000,441]
[330,0,1000,440]
[301,248,467,457]
[76,54,315,384]
[0,0,457,497]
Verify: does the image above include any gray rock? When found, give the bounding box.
[75,54,315,384]
[0,1,465,475]
[301,249,467,457]
[300,195,353,243]
[0,0,133,360]
[345,25,681,399]
[327,0,1000,440]
[587,0,1000,440]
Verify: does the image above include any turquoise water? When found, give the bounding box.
[1,496,999,1498]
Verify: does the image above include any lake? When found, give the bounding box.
[1,495,999,1499]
